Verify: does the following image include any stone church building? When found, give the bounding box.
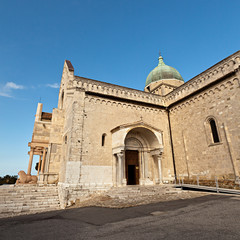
[26,51,240,205]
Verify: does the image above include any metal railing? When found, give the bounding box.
[174,175,240,194]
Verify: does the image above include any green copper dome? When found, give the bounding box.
[146,55,184,86]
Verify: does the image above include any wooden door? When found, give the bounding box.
[125,150,139,185]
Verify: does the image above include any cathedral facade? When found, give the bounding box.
[26,51,240,206]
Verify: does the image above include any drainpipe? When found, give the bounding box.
[167,108,177,181]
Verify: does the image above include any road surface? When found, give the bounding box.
[0,194,240,240]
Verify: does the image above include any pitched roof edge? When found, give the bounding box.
[65,60,74,71]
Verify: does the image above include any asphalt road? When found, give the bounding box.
[0,194,240,240]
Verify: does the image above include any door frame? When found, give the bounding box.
[125,150,140,185]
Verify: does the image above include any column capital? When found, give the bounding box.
[150,147,163,157]
[112,146,124,155]
[116,152,124,159]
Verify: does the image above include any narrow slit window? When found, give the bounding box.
[209,119,220,143]
[61,91,64,109]
[102,134,106,146]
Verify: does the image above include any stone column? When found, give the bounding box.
[27,149,34,175]
[150,148,163,184]
[41,148,47,173]
[122,153,127,186]
[113,154,118,187]
[145,151,149,179]
[140,151,145,185]
[117,152,124,186]
[37,155,42,174]
[157,155,162,184]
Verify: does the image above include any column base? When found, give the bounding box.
[38,173,44,184]
[141,178,154,186]
[155,178,163,184]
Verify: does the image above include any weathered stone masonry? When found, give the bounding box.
[26,51,240,207]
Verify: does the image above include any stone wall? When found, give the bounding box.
[144,79,184,96]
[74,76,165,106]
[165,51,240,106]
[170,73,240,180]
[80,93,175,185]
[46,108,64,175]
[31,121,51,144]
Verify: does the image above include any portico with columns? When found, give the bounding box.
[27,144,48,176]
[26,102,55,183]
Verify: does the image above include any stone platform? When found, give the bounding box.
[72,184,207,208]
[0,184,208,218]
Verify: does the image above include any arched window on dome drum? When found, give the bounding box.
[209,119,220,143]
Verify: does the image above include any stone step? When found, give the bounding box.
[0,199,59,205]
[0,206,60,218]
[0,191,58,195]
[0,191,59,195]
[0,188,58,192]
[0,198,60,204]
[0,194,59,199]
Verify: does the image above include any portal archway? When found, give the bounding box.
[124,127,162,185]
[112,122,164,187]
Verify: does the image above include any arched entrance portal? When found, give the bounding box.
[124,127,162,186]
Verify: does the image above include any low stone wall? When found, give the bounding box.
[58,182,110,208]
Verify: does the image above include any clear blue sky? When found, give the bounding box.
[0,0,239,176]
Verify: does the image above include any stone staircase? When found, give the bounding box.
[0,184,60,218]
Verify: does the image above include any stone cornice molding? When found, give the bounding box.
[74,76,165,106]
[168,77,239,114]
[112,146,125,154]
[165,51,240,106]
[85,95,165,115]
[67,51,240,110]
[110,120,164,134]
